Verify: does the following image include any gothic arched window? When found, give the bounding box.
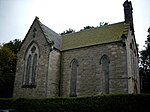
[23,43,39,88]
[70,59,78,97]
[31,53,37,85]
[100,55,110,94]
[25,55,31,85]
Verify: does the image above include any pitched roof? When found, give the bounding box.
[37,18,62,50]
[62,22,129,50]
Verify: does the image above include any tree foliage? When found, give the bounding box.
[99,22,109,27]
[0,39,21,98]
[4,39,21,54]
[61,22,109,35]
[0,94,150,112]
[2,39,21,73]
[0,45,15,74]
[80,25,94,31]
[60,28,75,35]
[140,27,150,75]
[140,27,150,93]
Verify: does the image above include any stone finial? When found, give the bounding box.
[35,16,39,20]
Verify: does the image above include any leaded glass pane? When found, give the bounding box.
[101,55,109,94]
[70,60,78,97]
[25,55,31,85]
[31,54,37,85]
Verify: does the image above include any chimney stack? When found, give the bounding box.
[123,0,133,25]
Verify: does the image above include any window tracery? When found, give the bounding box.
[22,43,39,88]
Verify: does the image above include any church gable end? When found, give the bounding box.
[13,17,61,98]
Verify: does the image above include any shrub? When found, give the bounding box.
[0,94,150,112]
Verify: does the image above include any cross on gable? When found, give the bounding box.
[33,28,37,38]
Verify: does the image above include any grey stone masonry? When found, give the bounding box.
[13,18,60,98]
[60,41,128,97]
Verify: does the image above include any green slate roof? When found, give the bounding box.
[62,22,129,50]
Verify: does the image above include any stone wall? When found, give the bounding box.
[13,20,50,98]
[61,42,128,97]
[46,49,61,97]
[125,29,140,93]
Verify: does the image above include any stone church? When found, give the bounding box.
[13,0,140,98]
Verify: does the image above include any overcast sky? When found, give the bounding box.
[0,0,149,50]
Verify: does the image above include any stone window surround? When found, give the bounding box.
[22,42,39,88]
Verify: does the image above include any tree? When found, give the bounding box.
[140,27,150,75]
[61,22,109,35]
[140,27,150,93]
[3,39,21,73]
[4,39,21,54]
[0,45,16,97]
[0,39,21,97]
[80,25,94,31]
[99,22,109,27]
[61,28,75,35]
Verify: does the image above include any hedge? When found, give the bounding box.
[0,94,150,112]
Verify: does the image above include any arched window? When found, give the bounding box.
[25,55,31,85]
[70,59,78,97]
[31,53,37,85]
[100,55,110,94]
[23,43,39,88]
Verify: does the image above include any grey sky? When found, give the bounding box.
[0,0,149,50]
